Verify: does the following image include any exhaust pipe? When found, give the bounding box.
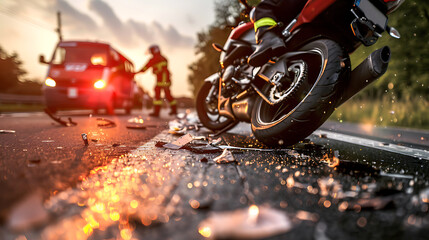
[336,46,391,107]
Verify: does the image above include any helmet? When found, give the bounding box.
[148,45,160,55]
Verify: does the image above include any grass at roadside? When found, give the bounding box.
[0,104,45,113]
[330,96,429,130]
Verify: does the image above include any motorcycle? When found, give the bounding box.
[196,0,404,146]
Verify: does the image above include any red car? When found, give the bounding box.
[40,41,135,114]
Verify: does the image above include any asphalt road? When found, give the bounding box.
[0,110,428,240]
[0,109,173,221]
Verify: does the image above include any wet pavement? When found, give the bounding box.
[0,112,428,239]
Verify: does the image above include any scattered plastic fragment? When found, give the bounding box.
[155,141,167,148]
[348,196,396,210]
[192,135,208,141]
[168,126,187,135]
[213,149,236,164]
[168,120,187,135]
[198,205,292,239]
[419,187,429,204]
[96,118,116,127]
[217,145,275,152]
[380,171,413,179]
[127,117,145,124]
[28,159,41,164]
[44,108,77,127]
[163,133,194,150]
[7,191,49,232]
[0,130,16,134]
[210,137,223,146]
[126,117,147,129]
[68,117,77,125]
[81,133,89,145]
[295,210,319,222]
[28,159,41,167]
[183,144,222,154]
[126,124,147,130]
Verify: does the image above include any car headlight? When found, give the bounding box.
[45,77,56,87]
[94,79,106,89]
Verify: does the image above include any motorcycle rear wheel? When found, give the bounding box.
[196,81,235,131]
[251,39,349,146]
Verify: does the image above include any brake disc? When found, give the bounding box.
[269,61,307,104]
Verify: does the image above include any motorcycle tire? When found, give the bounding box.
[196,81,235,131]
[251,39,349,146]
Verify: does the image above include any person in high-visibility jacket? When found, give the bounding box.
[136,45,177,117]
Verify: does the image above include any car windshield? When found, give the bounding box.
[52,46,108,66]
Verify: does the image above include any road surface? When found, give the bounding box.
[0,110,428,240]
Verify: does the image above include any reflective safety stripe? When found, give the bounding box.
[156,72,171,87]
[153,61,167,74]
[169,100,177,105]
[156,81,171,87]
[254,17,277,31]
[153,100,163,105]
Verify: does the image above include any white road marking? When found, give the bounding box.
[313,130,429,161]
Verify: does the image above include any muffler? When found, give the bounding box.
[336,46,391,107]
[232,97,256,122]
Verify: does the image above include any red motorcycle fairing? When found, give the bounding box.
[292,0,337,32]
[230,22,254,40]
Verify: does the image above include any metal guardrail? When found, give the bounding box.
[0,93,44,104]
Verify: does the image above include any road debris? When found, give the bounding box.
[213,149,236,164]
[44,108,77,127]
[198,205,292,239]
[0,130,16,134]
[348,196,396,210]
[295,210,319,222]
[126,117,147,129]
[163,133,194,150]
[183,144,222,154]
[380,171,414,179]
[96,118,116,127]
[7,191,50,232]
[27,158,42,167]
[217,145,277,152]
[81,133,89,146]
[209,137,223,146]
[126,124,147,130]
[419,187,429,204]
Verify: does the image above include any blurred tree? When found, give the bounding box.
[188,0,246,96]
[351,0,429,101]
[0,46,27,92]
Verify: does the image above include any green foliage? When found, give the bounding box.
[0,46,27,92]
[0,45,42,95]
[187,0,245,96]
[351,0,429,101]
[331,97,429,129]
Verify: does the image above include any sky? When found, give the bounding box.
[0,0,217,97]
